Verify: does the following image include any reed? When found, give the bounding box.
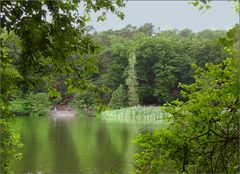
[101,105,168,120]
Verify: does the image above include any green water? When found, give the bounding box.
[13,113,162,173]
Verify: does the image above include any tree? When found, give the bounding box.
[126,52,139,106]
[0,1,125,172]
[109,84,127,109]
[134,36,194,105]
[104,43,129,90]
[94,26,226,106]
[152,39,187,103]
[138,23,154,36]
[179,28,194,38]
[0,29,24,173]
[134,27,240,173]
[134,37,160,105]
[70,91,95,111]
[197,29,226,40]
[191,38,225,68]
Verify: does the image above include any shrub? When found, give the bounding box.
[25,93,51,115]
[69,91,95,111]
[9,100,27,114]
[109,84,127,109]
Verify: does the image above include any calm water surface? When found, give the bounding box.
[13,114,162,173]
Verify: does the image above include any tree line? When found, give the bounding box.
[86,24,227,109]
[7,24,227,113]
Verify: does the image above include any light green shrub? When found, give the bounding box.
[9,100,27,114]
[25,93,51,115]
[109,84,127,109]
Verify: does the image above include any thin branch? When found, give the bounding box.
[180,143,188,174]
[188,130,209,143]
[232,127,240,139]
[211,117,228,137]
[209,128,227,139]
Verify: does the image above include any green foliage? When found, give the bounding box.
[69,84,111,113]
[69,91,95,111]
[9,93,51,116]
[0,29,24,173]
[189,0,211,12]
[134,129,178,174]
[95,26,226,106]
[126,52,139,106]
[1,0,126,99]
[109,84,127,109]
[138,23,154,36]
[1,1,125,172]
[190,0,240,13]
[9,100,27,114]
[25,93,51,116]
[0,119,23,173]
[134,37,161,105]
[134,57,240,173]
[103,44,129,90]
[0,1,235,173]
[0,30,23,112]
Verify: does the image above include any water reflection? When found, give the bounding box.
[95,125,126,173]
[49,118,81,173]
[15,118,39,172]
[13,114,161,173]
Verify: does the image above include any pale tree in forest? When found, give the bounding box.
[126,52,139,106]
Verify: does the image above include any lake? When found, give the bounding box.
[12,113,163,173]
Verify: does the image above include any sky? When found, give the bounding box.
[88,1,239,32]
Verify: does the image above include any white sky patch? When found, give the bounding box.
[87,1,239,32]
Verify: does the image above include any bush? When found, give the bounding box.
[9,100,27,114]
[109,84,127,109]
[69,91,95,111]
[25,93,51,115]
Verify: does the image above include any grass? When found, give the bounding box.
[100,105,168,120]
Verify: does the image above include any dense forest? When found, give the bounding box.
[7,24,227,113]
[1,0,239,173]
[92,24,227,106]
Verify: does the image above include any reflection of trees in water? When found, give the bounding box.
[121,125,129,152]
[14,117,137,173]
[15,118,39,173]
[95,124,130,173]
[48,119,81,173]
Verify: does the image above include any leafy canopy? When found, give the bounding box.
[0,1,125,173]
[134,26,240,173]
[1,0,125,92]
